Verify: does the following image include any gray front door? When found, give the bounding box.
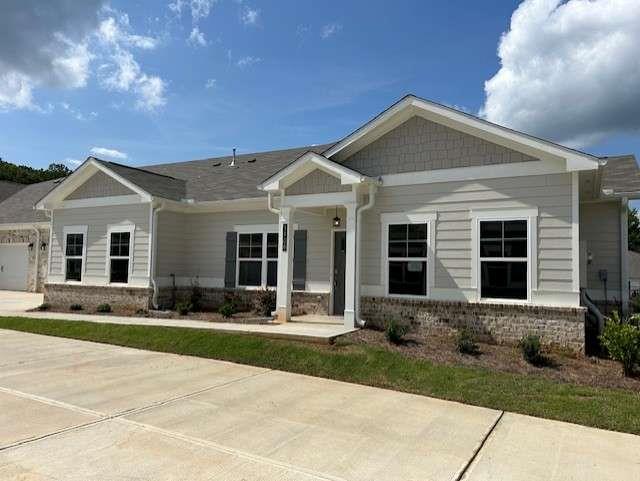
[332,231,346,315]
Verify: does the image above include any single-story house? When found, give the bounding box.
[2,94,640,349]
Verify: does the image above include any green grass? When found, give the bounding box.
[1,316,639,435]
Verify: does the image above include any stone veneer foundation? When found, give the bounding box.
[44,284,152,311]
[360,296,586,352]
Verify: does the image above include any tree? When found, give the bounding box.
[629,208,640,252]
[0,159,72,184]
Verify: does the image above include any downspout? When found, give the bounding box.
[267,190,282,215]
[30,225,41,292]
[150,201,166,309]
[355,181,379,327]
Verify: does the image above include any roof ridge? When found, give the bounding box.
[91,157,183,181]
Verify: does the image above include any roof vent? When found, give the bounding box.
[212,162,221,167]
[229,148,236,167]
[248,158,256,163]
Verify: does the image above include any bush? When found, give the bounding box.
[189,278,203,312]
[385,320,409,345]
[254,288,276,317]
[96,303,112,313]
[600,311,640,377]
[519,334,544,366]
[69,304,83,311]
[37,303,50,311]
[219,302,235,319]
[175,301,192,315]
[456,328,480,355]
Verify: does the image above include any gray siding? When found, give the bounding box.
[157,211,187,277]
[580,201,621,298]
[49,203,151,287]
[286,169,351,196]
[361,173,573,298]
[66,171,134,200]
[344,116,537,176]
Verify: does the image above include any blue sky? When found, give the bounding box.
[1,0,639,170]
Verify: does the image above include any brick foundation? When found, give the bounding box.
[44,284,152,311]
[360,296,586,352]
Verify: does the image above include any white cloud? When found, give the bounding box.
[188,26,207,47]
[135,75,167,112]
[236,56,261,68]
[96,14,158,50]
[168,0,216,23]
[241,7,260,26]
[59,102,90,121]
[90,147,128,160]
[63,158,83,167]
[482,0,640,148]
[0,72,35,111]
[205,78,217,89]
[320,22,342,39]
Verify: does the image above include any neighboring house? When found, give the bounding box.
[3,94,640,349]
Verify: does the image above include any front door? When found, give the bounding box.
[332,231,346,315]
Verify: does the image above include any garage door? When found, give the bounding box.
[0,244,29,291]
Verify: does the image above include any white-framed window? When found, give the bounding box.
[235,225,278,288]
[381,213,436,298]
[63,225,87,282]
[106,225,135,284]
[471,208,538,303]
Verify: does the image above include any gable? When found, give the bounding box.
[65,171,135,200]
[286,168,351,196]
[342,116,538,177]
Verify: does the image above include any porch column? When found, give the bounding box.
[276,206,295,322]
[343,202,357,327]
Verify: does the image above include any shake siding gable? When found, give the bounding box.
[65,171,135,200]
[286,169,351,196]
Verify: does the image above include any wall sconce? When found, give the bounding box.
[40,241,48,251]
[587,251,593,265]
[332,206,341,227]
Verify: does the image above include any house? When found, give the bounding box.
[2,94,640,349]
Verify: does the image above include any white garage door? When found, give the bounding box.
[0,244,29,291]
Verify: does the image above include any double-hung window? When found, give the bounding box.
[479,220,528,300]
[238,232,278,287]
[387,222,429,296]
[108,228,133,284]
[64,232,85,282]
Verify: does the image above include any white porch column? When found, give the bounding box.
[276,206,295,322]
[343,202,357,327]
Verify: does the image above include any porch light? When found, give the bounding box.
[332,207,341,227]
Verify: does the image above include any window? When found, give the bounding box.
[109,231,131,284]
[65,233,84,282]
[479,220,528,300]
[387,223,428,296]
[238,231,278,287]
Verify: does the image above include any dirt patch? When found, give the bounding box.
[336,328,640,392]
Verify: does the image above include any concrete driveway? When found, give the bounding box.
[0,290,43,311]
[0,330,638,480]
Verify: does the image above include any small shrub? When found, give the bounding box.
[69,304,83,311]
[600,311,640,377]
[37,303,50,311]
[254,288,276,317]
[175,301,192,315]
[189,278,203,312]
[385,320,409,345]
[219,302,235,319]
[456,328,480,355]
[96,303,112,313]
[519,334,544,366]
[135,308,148,316]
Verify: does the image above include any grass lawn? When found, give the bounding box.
[1,316,639,435]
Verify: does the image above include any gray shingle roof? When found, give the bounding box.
[600,155,640,198]
[0,179,58,224]
[0,180,25,202]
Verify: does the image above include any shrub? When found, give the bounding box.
[175,301,192,315]
[254,288,276,317]
[519,334,544,366]
[96,303,112,313]
[37,303,50,311]
[189,278,203,312]
[385,320,409,345]
[219,302,235,319]
[600,311,640,377]
[69,304,83,311]
[456,328,480,355]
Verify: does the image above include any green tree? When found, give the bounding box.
[0,159,72,184]
[629,208,640,253]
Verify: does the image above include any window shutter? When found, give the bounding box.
[293,230,307,291]
[225,231,238,288]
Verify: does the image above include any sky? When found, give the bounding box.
[1,0,640,171]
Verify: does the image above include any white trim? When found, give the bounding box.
[105,224,135,285]
[147,203,153,279]
[571,172,580,292]
[47,211,54,276]
[281,190,358,208]
[162,197,268,213]
[58,194,144,209]
[380,212,437,299]
[62,225,88,283]
[380,160,565,187]
[234,224,278,234]
[235,229,279,289]
[470,207,538,220]
[0,222,49,231]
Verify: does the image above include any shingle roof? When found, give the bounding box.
[0,180,25,202]
[600,155,640,198]
[0,179,59,225]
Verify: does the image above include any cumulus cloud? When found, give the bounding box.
[90,147,128,160]
[236,56,261,68]
[241,7,260,26]
[63,158,83,168]
[320,23,342,39]
[168,0,216,23]
[96,12,158,50]
[188,27,207,46]
[482,0,640,148]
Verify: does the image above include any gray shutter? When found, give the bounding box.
[293,230,307,291]
[224,231,238,288]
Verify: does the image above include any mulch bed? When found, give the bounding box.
[337,328,640,392]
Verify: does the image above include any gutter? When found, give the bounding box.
[150,201,167,309]
[354,181,380,327]
[267,190,283,215]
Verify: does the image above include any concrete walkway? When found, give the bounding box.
[0,329,638,480]
[0,291,43,312]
